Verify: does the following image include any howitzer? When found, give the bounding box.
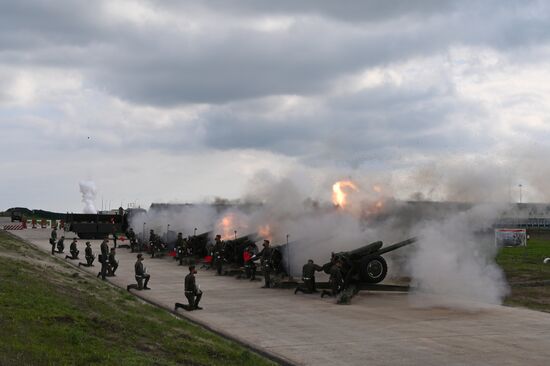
[223,233,259,266]
[250,242,288,277]
[326,237,416,285]
[187,231,212,257]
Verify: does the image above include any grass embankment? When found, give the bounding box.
[496,237,550,313]
[0,231,275,366]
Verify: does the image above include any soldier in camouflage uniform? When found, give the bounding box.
[56,236,65,254]
[97,238,109,280]
[65,238,79,260]
[50,228,58,255]
[175,265,202,311]
[78,242,95,267]
[295,259,323,294]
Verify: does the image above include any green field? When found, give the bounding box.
[0,231,275,366]
[496,237,550,312]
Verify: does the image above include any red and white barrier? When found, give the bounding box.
[3,224,24,230]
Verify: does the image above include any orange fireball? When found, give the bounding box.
[217,214,235,240]
[258,224,273,242]
[332,180,358,208]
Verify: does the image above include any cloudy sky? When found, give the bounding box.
[2,0,550,212]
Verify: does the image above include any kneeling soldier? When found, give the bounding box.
[65,238,79,260]
[56,236,65,254]
[295,259,323,294]
[321,260,344,298]
[78,242,95,267]
[175,265,202,311]
[127,254,151,291]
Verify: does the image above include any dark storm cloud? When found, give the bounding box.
[0,1,106,48]
[2,0,550,107]
[194,80,489,167]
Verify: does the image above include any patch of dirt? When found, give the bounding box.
[51,315,75,324]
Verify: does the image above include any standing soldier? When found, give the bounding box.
[175,232,186,265]
[255,240,273,288]
[295,259,323,294]
[243,244,258,280]
[56,236,65,254]
[112,232,118,249]
[127,254,151,291]
[212,234,225,275]
[175,265,202,311]
[97,238,109,280]
[108,247,118,276]
[126,228,137,252]
[65,238,79,260]
[148,229,154,256]
[50,227,58,254]
[78,242,95,267]
[50,228,58,255]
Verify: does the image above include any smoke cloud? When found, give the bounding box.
[79,180,97,214]
[407,203,509,307]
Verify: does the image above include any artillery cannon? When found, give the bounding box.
[187,231,212,257]
[222,233,259,266]
[316,237,416,304]
[326,237,416,285]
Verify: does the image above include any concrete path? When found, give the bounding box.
[10,228,550,366]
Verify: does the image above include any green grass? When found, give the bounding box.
[496,237,550,312]
[0,231,275,366]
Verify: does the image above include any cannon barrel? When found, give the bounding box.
[194,231,211,239]
[344,241,383,259]
[225,233,258,244]
[375,237,416,256]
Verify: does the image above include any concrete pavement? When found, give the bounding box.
[8,227,550,366]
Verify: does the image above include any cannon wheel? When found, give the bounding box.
[360,256,387,283]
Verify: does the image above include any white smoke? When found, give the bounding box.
[129,204,218,239]
[79,180,98,213]
[125,170,516,307]
[407,203,509,307]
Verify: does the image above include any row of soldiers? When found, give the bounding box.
[50,228,119,279]
[125,228,171,258]
[52,227,201,312]
[52,224,343,313]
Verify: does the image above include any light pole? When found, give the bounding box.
[142,222,146,243]
[167,224,170,242]
[234,230,237,240]
[194,227,197,237]
[518,184,523,204]
[286,234,290,279]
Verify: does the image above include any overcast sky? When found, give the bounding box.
[2,0,550,212]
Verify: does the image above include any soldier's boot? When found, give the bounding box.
[142,276,151,290]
